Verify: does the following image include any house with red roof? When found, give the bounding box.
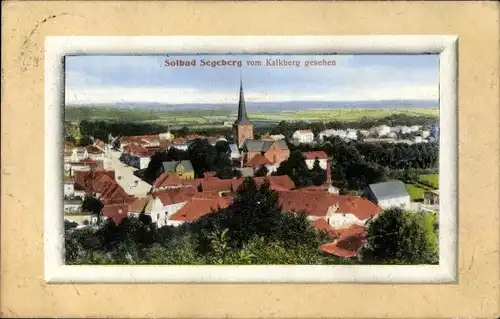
[127,196,150,218]
[326,196,381,229]
[319,224,367,258]
[151,172,184,192]
[167,195,232,227]
[102,204,129,225]
[311,218,339,238]
[244,153,277,175]
[144,187,197,227]
[278,190,381,230]
[120,144,154,169]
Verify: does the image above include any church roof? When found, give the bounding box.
[233,78,252,125]
[243,139,289,152]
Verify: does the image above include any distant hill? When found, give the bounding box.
[66,99,438,112]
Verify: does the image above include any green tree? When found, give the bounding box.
[78,135,93,147]
[276,150,313,187]
[188,138,218,177]
[254,165,269,177]
[207,228,231,264]
[82,196,103,225]
[310,158,326,186]
[361,208,438,264]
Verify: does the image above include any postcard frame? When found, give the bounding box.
[44,35,457,283]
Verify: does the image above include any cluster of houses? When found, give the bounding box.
[65,160,419,259]
[291,123,440,145]
[63,80,439,259]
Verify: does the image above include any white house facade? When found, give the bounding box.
[64,182,75,198]
[144,197,187,228]
[64,200,83,214]
[377,196,411,210]
[292,130,315,143]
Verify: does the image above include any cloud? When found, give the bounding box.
[65,54,439,104]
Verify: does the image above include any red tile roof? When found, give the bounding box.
[152,172,183,188]
[312,218,339,237]
[152,187,197,206]
[337,197,381,221]
[246,154,272,167]
[277,190,381,220]
[102,204,129,224]
[300,185,328,192]
[320,225,367,258]
[179,175,296,195]
[128,196,149,213]
[169,196,232,222]
[232,176,296,192]
[100,182,129,200]
[121,135,159,144]
[278,190,340,217]
[302,151,328,160]
[202,179,234,193]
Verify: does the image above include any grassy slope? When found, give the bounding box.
[406,174,439,201]
[418,174,439,189]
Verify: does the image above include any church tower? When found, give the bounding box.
[232,78,254,148]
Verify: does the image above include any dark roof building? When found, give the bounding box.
[362,180,410,209]
[242,139,288,153]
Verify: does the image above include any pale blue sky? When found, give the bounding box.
[65,54,439,105]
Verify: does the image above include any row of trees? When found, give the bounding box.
[274,150,327,187]
[65,178,439,265]
[287,136,438,192]
[78,120,233,143]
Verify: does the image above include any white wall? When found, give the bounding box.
[166,219,185,227]
[326,211,364,229]
[171,144,189,151]
[64,203,82,213]
[139,157,151,170]
[265,164,278,174]
[148,198,187,228]
[293,131,314,143]
[378,195,410,210]
[64,183,75,197]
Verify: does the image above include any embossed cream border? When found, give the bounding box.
[44,36,457,283]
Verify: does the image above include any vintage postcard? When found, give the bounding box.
[4,1,499,317]
[45,36,457,283]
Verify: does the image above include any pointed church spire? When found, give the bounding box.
[235,75,251,125]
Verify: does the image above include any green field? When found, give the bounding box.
[406,174,439,201]
[418,174,439,189]
[406,184,434,201]
[65,107,439,128]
